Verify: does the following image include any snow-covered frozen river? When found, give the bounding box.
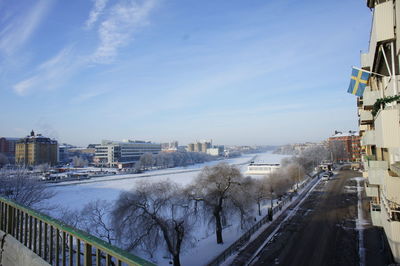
[42,151,289,265]
[46,152,289,212]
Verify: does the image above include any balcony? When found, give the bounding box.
[380,199,400,262]
[382,172,400,205]
[361,130,376,146]
[365,183,379,197]
[385,77,400,98]
[359,124,369,131]
[359,109,373,124]
[391,162,400,177]
[363,88,380,107]
[366,1,395,71]
[361,52,370,69]
[370,203,382,227]
[374,108,400,148]
[0,196,154,266]
[365,160,389,185]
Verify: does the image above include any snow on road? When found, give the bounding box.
[353,177,367,266]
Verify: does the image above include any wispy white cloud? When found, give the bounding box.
[13,46,82,96]
[12,0,159,96]
[92,0,158,63]
[70,89,109,104]
[85,0,109,29]
[0,0,52,55]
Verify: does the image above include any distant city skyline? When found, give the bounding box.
[0,0,370,146]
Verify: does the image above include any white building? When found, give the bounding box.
[245,163,280,175]
[206,146,224,156]
[94,140,161,167]
[357,0,400,262]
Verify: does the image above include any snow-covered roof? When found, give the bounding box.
[1,137,20,141]
[331,131,359,138]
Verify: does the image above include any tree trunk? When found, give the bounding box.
[214,207,223,244]
[173,254,181,266]
[258,201,261,216]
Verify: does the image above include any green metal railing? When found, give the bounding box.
[0,196,155,266]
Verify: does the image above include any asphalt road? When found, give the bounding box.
[234,168,363,266]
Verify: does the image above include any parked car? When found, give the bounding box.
[321,174,330,181]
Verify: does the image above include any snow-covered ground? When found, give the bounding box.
[44,152,290,265]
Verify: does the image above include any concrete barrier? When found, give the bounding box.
[0,230,49,266]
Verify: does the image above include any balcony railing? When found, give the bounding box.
[370,203,382,227]
[363,89,380,107]
[365,160,389,185]
[391,162,400,177]
[359,109,373,124]
[381,192,400,222]
[361,130,376,146]
[375,108,400,148]
[0,196,155,266]
[365,183,379,197]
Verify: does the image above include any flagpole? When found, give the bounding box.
[352,66,386,77]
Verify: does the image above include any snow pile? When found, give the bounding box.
[352,177,368,266]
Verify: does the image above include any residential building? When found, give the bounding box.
[15,130,58,166]
[186,140,212,153]
[357,0,400,262]
[0,137,19,164]
[94,139,161,167]
[328,131,361,162]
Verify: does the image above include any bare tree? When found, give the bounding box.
[35,163,50,173]
[0,153,9,167]
[250,178,269,216]
[283,162,305,191]
[112,181,194,266]
[81,200,116,244]
[301,146,329,167]
[328,140,347,162]
[72,156,89,168]
[138,153,154,170]
[0,169,54,209]
[186,163,251,244]
[58,207,82,228]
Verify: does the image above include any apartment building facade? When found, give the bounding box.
[186,140,212,153]
[94,139,161,167]
[358,0,400,262]
[328,131,361,162]
[15,131,58,166]
[0,137,19,164]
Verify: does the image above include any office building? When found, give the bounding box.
[94,139,161,168]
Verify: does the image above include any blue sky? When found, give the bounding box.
[0,0,371,146]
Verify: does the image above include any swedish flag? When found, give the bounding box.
[347,67,370,97]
